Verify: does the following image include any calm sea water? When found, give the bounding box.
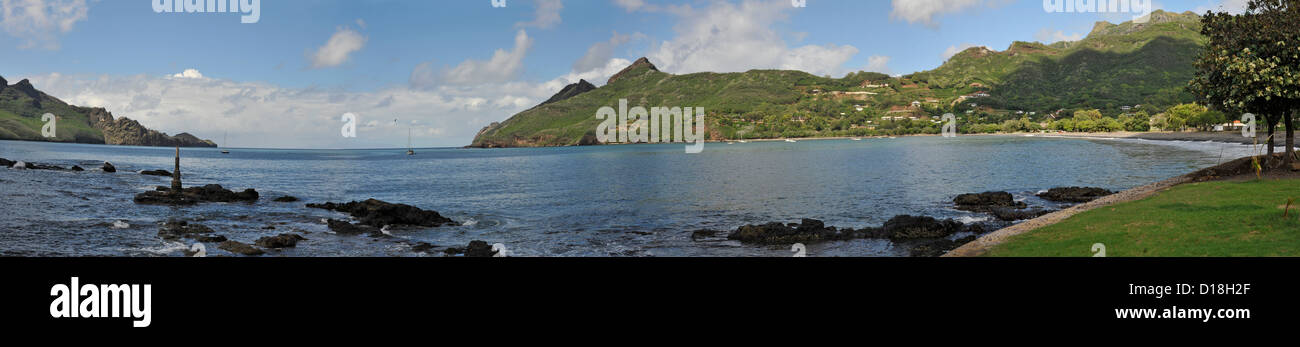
[0,136,1257,257]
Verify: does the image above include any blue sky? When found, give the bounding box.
[0,0,1245,148]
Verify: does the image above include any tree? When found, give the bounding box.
[1073,109,1105,122]
[1165,104,1207,132]
[1191,0,1300,166]
[1121,111,1152,131]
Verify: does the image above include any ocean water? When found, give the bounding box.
[0,136,1259,257]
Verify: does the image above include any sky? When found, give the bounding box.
[0,0,1249,149]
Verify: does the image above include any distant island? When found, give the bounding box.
[470,10,1206,148]
[0,75,216,147]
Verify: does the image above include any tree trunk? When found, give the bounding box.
[1289,109,1297,167]
[1267,114,1280,166]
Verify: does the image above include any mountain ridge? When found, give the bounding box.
[0,76,216,147]
[464,9,1207,147]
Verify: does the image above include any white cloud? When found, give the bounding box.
[613,0,645,12]
[23,71,572,149]
[862,55,891,74]
[941,43,979,61]
[0,0,89,49]
[1195,0,1248,14]
[171,69,205,79]
[890,0,1008,27]
[644,0,859,77]
[1034,28,1083,44]
[517,0,563,29]
[309,25,367,69]
[414,29,533,88]
[573,31,641,73]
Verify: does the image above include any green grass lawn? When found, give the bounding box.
[985,179,1300,257]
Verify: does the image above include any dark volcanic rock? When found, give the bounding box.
[133,190,197,205]
[133,184,258,206]
[410,242,437,253]
[953,191,1027,212]
[690,229,724,241]
[218,241,264,256]
[70,165,84,171]
[444,240,499,257]
[307,199,456,228]
[255,233,306,248]
[19,162,67,170]
[185,184,259,202]
[272,196,299,202]
[140,169,172,176]
[192,235,228,243]
[1037,187,1114,203]
[607,57,660,84]
[909,236,977,257]
[536,79,596,108]
[325,219,373,235]
[882,215,964,240]
[324,219,387,238]
[158,220,216,241]
[464,240,497,257]
[725,218,885,245]
[0,158,13,167]
[100,162,116,173]
[990,207,1054,221]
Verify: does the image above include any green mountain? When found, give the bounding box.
[469,10,1207,147]
[0,76,216,147]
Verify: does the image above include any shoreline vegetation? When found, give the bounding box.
[949,154,1300,257]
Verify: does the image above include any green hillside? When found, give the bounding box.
[470,10,1207,147]
[0,78,106,143]
[0,76,215,147]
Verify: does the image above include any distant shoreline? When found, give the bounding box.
[1009,131,1291,146]
[472,130,1290,149]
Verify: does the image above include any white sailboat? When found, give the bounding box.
[406,127,415,156]
[220,131,230,154]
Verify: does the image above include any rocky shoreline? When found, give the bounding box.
[690,187,1114,257]
[945,154,1273,257]
[2,148,1121,257]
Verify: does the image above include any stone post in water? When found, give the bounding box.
[170,145,182,192]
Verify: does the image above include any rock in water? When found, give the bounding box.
[464,240,497,257]
[324,219,379,236]
[909,236,978,257]
[101,162,116,173]
[140,169,172,176]
[1036,187,1113,203]
[272,196,299,202]
[723,218,888,245]
[217,241,264,256]
[410,242,437,253]
[133,184,258,205]
[443,240,498,257]
[157,220,216,240]
[953,191,1026,212]
[255,233,306,248]
[307,199,456,228]
[0,158,13,167]
[989,207,1054,221]
[882,215,964,240]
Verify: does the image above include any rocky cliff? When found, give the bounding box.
[0,75,216,147]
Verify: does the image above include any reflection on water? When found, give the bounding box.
[0,136,1256,257]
